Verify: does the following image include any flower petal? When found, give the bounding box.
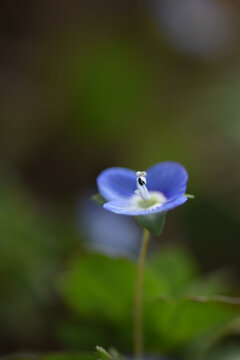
[97,167,136,201]
[147,161,188,200]
[103,195,187,216]
[159,195,188,212]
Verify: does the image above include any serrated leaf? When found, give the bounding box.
[91,193,107,206]
[135,212,166,236]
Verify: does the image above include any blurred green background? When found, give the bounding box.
[0,1,240,359]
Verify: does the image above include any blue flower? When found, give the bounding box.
[97,161,188,216]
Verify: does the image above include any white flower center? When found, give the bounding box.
[131,191,167,210]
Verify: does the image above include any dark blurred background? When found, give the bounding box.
[0,0,240,356]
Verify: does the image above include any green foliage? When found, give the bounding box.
[96,346,113,360]
[69,39,153,135]
[91,194,107,206]
[202,345,240,360]
[41,354,95,360]
[1,353,95,360]
[59,253,168,349]
[60,254,168,323]
[0,349,121,360]
[145,296,240,353]
[0,179,79,343]
[96,347,122,360]
[59,249,240,355]
[57,321,110,350]
[149,248,198,296]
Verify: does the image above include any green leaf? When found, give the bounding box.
[95,347,123,360]
[59,254,168,323]
[59,254,169,350]
[135,212,166,236]
[96,346,112,360]
[91,193,107,206]
[144,295,240,352]
[107,349,121,360]
[149,248,199,296]
[59,250,240,353]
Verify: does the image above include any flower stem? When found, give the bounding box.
[134,228,150,359]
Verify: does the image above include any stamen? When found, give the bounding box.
[136,171,150,200]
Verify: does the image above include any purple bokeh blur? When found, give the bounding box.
[77,194,142,259]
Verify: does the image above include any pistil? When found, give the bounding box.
[136,171,150,200]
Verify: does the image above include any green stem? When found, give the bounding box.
[134,228,150,359]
